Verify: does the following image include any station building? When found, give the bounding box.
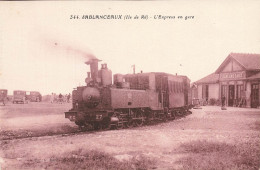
[194,53,260,108]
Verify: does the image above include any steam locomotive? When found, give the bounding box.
[65,59,192,130]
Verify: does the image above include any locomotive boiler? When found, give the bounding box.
[65,58,192,130]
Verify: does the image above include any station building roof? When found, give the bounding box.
[195,53,260,84]
[247,72,260,80]
[215,53,260,73]
[195,73,219,84]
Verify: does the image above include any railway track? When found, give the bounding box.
[0,129,92,141]
[0,113,192,141]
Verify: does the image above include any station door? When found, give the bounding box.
[251,84,259,108]
[228,85,235,106]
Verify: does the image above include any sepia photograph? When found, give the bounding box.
[0,0,260,169]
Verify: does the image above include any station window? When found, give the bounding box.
[202,85,209,100]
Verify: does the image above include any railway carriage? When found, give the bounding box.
[65,59,192,130]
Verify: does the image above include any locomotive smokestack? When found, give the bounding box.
[85,59,101,83]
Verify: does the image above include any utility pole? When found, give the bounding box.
[132,65,135,74]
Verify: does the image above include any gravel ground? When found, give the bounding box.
[0,103,259,169]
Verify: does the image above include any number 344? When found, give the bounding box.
[70,15,80,19]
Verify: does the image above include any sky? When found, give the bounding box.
[0,0,260,95]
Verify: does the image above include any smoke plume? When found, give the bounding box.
[40,36,98,61]
[54,42,97,61]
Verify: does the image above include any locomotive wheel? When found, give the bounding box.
[78,123,88,131]
[78,122,91,131]
[126,119,134,128]
[135,119,143,127]
[102,118,111,130]
[163,114,168,122]
[116,122,124,130]
[135,112,144,127]
[171,112,176,120]
[93,123,102,131]
[176,111,181,116]
[159,114,167,122]
[79,125,88,132]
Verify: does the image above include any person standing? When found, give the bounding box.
[221,95,226,110]
[50,93,54,103]
[221,95,226,107]
[59,93,63,104]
